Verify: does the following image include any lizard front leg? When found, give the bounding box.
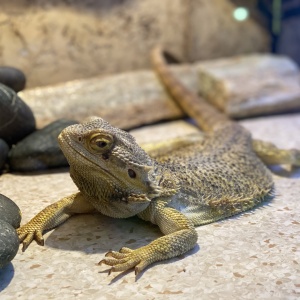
[99,200,198,275]
[17,192,95,251]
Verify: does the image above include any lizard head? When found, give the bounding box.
[58,117,162,205]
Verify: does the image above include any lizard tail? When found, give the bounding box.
[151,47,232,132]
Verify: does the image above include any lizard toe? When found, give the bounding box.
[119,247,134,254]
[99,247,153,275]
[17,226,44,252]
[99,256,139,274]
[134,260,152,275]
[98,257,128,266]
[107,259,140,274]
[105,250,127,259]
[16,227,28,243]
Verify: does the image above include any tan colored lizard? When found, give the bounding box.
[17,47,300,276]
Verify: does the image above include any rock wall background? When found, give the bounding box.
[0,0,269,88]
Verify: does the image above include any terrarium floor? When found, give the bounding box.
[1,114,300,299]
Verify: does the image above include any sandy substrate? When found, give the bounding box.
[0,114,299,299]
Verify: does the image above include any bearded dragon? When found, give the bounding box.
[17,47,300,276]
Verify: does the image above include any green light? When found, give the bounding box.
[233,7,249,22]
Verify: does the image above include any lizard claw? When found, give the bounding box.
[108,267,114,276]
[98,246,151,275]
[17,225,44,251]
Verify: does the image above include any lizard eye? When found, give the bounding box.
[89,134,113,152]
[96,141,107,148]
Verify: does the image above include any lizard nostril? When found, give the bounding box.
[128,169,136,178]
[102,153,109,160]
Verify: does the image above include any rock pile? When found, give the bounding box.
[0,194,21,268]
[0,67,77,268]
[0,68,78,173]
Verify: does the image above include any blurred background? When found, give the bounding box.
[1,0,298,88]
[233,0,300,64]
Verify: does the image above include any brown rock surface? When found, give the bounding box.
[0,0,269,88]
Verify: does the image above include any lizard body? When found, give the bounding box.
[17,48,300,275]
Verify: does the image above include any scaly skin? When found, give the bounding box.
[17,47,300,276]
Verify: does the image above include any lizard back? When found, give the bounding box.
[151,48,274,225]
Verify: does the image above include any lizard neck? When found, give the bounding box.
[152,162,181,198]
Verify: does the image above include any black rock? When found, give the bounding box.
[0,66,26,92]
[0,219,19,269]
[0,139,9,171]
[8,119,78,171]
[0,194,21,229]
[0,83,36,145]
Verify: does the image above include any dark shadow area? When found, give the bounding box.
[163,50,182,65]
[217,191,275,224]
[0,262,15,292]
[234,109,300,121]
[8,167,70,177]
[2,0,133,12]
[44,213,162,254]
[30,212,200,281]
[269,165,300,179]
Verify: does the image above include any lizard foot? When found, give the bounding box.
[98,246,153,275]
[17,224,44,252]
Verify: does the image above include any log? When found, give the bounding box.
[198,54,300,117]
[19,65,199,129]
[20,54,300,130]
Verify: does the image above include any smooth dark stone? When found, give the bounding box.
[0,194,21,229]
[8,119,78,171]
[0,83,36,145]
[0,139,9,171]
[0,67,26,92]
[0,220,19,269]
